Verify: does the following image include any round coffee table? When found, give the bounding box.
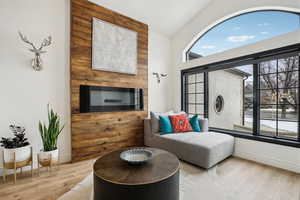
[93,147,180,200]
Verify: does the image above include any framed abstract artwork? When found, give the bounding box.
[92,17,138,75]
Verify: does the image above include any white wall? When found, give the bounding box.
[171,0,300,173]
[0,0,71,173]
[148,31,173,112]
[0,0,172,173]
[234,138,300,173]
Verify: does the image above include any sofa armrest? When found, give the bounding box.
[199,118,209,132]
[144,118,153,146]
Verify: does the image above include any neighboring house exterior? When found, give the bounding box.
[209,69,248,130]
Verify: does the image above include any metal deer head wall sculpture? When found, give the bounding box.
[153,72,168,84]
[18,31,52,71]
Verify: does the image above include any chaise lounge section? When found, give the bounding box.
[144,118,234,169]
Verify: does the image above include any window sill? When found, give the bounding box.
[209,128,300,148]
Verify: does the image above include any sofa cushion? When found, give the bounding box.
[189,115,201,132]
[169,114,193,133]
[199,119,209,132]
[154,132,234,168]
[159,116,173,134]
[161,132,232,148]
[150,111,173,133]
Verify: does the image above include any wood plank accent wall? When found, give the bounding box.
[70,0,148,162]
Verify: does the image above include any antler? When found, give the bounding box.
[39,36,52,51]
[18,31,37,51]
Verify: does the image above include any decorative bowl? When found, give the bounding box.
[120,148,153,165]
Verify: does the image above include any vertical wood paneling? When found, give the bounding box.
[71,0,148,162]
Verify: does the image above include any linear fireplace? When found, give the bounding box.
[80,85,144,113]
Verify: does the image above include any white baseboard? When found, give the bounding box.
[234,138,300,174]
[234,151,300,174]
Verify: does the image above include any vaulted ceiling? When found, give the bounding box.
[88,0,212,36]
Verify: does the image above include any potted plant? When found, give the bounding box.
[0,125,31,165]
[38,105,64,167]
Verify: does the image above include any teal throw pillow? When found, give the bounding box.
[189,115,201,132]
[159,116,173,134]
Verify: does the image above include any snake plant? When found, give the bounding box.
[39,105,64,152]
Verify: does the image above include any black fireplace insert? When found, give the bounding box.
[80,85,144,113]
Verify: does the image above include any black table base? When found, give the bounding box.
[94,171,179,200]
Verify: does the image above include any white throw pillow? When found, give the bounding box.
[150,110,174,133]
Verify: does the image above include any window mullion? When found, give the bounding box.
[195,74,197,115]
[276,59,279,138]
[253,63,259,136]
[181,73,188,112]
[185,75,188,113]
[181,73,184,111]
[204,72,209,119]
[298,55,300,142]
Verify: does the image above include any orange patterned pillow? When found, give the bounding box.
[169,114,193,133]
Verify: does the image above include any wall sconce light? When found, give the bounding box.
[152,72,167,83]
[18,31,52,71]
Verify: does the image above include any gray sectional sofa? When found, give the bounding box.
[144,118,234,169]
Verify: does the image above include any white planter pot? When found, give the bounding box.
[38,149,59,166]
[3,145,31,163]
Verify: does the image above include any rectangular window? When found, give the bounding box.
[181,45,300,147]
[182,72,206,118]
[258,56,299,139]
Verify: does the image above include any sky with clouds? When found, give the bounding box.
[190,11,300,57]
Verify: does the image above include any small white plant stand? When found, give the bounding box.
[2,146,33,183]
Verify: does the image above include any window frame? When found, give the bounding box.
[181,43,300,148]
[185,10,300,61]
[257,59,299,140]
[182,71,208,118]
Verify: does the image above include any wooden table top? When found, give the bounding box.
[93,148,180,185]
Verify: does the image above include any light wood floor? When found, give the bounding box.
[0,159,95,200]
[0,157,299,200]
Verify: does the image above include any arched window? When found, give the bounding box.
[186,10,300,61]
